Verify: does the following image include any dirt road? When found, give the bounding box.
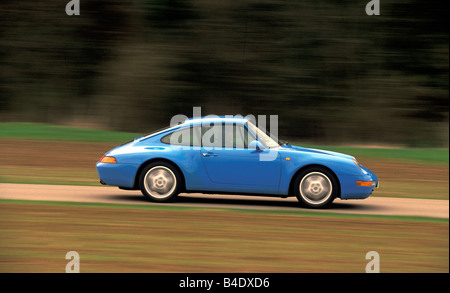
[0,183,448,219]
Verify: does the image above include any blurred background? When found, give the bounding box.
[0,0,448,147]
[0,1,449,274]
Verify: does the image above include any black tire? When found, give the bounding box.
[293,167,338,208]
[139,161,182,202]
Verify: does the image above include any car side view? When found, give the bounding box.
[96,116,378,208]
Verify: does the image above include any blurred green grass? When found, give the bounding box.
[0,167,100,186]
[1,122,448,165]
[0,122,141,143]
[0,200,448,273]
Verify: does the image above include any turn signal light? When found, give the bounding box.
[100,156,117,163]
[356,181,373,187]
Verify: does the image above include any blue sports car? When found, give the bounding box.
[96,116,378,208]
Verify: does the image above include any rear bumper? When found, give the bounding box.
[96,162,139,188]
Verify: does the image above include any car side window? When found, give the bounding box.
[201,124,222,148]
[161,126,201,146]
[201,123,251,149]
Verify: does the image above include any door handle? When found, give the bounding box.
[202,152,218,157]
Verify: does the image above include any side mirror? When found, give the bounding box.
[249,140,265,151]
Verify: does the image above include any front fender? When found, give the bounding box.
[278,150,363,195]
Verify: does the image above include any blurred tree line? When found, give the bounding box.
[0,0,448,147]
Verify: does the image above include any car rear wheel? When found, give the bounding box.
[139,162,181,202]
[294,167,337,208]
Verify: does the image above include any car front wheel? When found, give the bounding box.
[294,167,338,208]
[139,162,181,202]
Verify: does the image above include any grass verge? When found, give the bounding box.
[0,199,447,273]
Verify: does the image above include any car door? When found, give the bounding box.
[200,122,281,189]
[159,125,210,189]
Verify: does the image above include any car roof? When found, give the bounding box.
[183,116,251,125]
[136,116,252,142]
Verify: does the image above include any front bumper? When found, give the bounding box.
[338,166,379,200]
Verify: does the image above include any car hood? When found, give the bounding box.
[281,145,355,161]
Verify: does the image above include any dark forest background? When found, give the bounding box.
[0,0,448,147]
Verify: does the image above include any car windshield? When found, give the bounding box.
[246,121,280,149]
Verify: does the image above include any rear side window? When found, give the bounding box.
[160,126,201,146]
